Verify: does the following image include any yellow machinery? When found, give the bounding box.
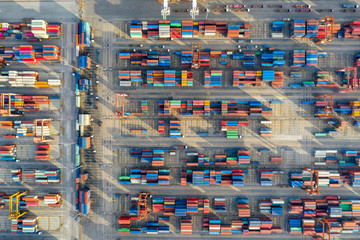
[9,191,28,219]
[191,43,201,69]
[137,192,150,220]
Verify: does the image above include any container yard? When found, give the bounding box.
[0,1,77,238]
[0,0,355,239]
[79,3,360,237]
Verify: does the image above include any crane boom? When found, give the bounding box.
[190,0,199,19]
[161,0,170,19]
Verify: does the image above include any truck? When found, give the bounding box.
[278,9,291,12]
[268,4,283,8]
[343,9,358,12]
[342,4,359,8]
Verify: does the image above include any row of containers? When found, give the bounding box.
[0,20,61,40]
[290,71,338,88]
[314,100,360,118]
[11,169,61,184]
[289,50,327,67]
[118,197,360,236]
[0,45,60,63]
[0,192,61,208]
[289,19,360,39]
[119,51,170,67]
[76,189,91,215]
[122,196,360,219]
[128,148,281,166]
[119,216,281,235]
[119,168,360,189]
[0,121,52,142]
[158,100,277,116]
[129,20,250,39]
[185,150,252,166]
[289,170,360,188]
[0,144,51,161]
[118,69,285,88]
[0,71,61,87]
[289,218,360,235]
[119,48,317,69]
[0,94,60,116]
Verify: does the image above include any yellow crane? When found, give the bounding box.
[9,191,28,219]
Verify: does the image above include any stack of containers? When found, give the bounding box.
[200,51,210,67]
[305,50,318,67]
[175,199,186,216]
[271,21,284,38]
[169,120,181,138]
[30,20,48,39]
[119,51,131,60]
[14,45,36,63]
[118,70,142,86]
[315,71,335,87]
[19,169,61,184]
[0,144,16,161]
[204,23,216,36]
[237,150,251,164]
[11,217,39,234]
[159,53,170,67]
[35,144,50,161]
[289,199,303,214]
[0,71,39,87]
[304,20,318,38]
[240,22,250,38]
[130,20,142,38]
[214,198,226,213]
[262,70,275,82]
[120,169,170,185]
[181,217,192,234]
[141,100,148,114]
[290,20,306,38]
[158,120,165,133]
[170,21,181,38]
[204,70,222,87]
[159,21,170,39]
[77,22,91,46]
[237,198,250,217]
[270,198,284,215]
[243,52,255,67]
[130,149,165,166]
[259,200,272,214]
[221,121,239,138]
[221,101,250,116]
[38,45,60,61]
[290,50,306,67]
[272,72,285,87]
[118,216,131,234]
[46,23,61,38]
[354,53,360,67]
[181,169,247,186]
[182,21,193,38]
[227,24,239,38]
[260,51,285,67]
[186,152,211,166]
[79,56,90,69]
[343,21,360,38]
[79,137,90,149]
[180,51,192,67]
[141,21,148,38]
[289,218,302,234]
[233,71,261,86]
